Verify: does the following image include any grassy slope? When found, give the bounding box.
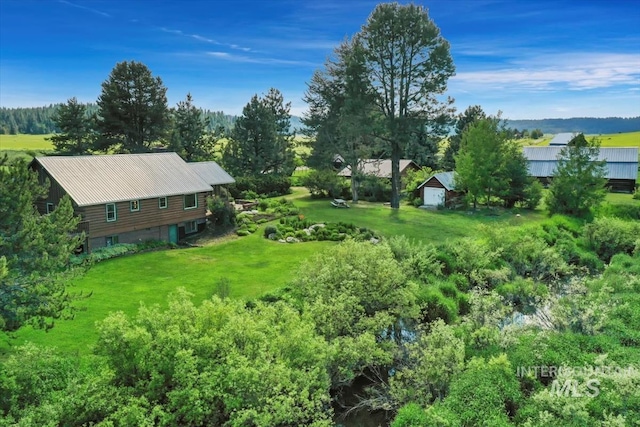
[594,131,640,147]
[6,232,334,354]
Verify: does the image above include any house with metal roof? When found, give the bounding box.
[523,146,638,192]
[188,161,235,194]
[31,153,233,252]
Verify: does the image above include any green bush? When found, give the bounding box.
[584,217,640,262]
[416,286,459,324]
[391,403,428,427]
[228,175,291,198]
[522,179,543,210]
[300,169,348,199]
[264,225,278,238]
[207,196,236,227]
[236,229,251,236]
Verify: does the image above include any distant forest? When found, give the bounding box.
[0,104,637,135]
[504,117,640,135]
[0,104,238,135]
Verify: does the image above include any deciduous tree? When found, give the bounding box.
[357,3,455,208]
[545,134,607,216]
[442,105,486,170]
[95,61,170,153]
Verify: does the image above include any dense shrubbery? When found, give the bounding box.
[300,169,350,199]
[227,174,291,198]
[360,175,392,202]
[264,216,380,242]
[70,241,171,266]
[584,217,640,262]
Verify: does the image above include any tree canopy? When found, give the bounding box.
[0,156,83,331]
[222,88,295,177]
[169,93,215,161]
[545,133,607,216]
[356,3,455,208]
[96,61,170,153]
[49,97,95,155]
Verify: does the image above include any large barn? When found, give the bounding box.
[523,146,638,192]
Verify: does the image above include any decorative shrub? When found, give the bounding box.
[207,196,236,227]
[300,169,348,199]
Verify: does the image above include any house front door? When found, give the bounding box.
[169,224,178,244]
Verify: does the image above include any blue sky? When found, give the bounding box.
[1,0,639,120]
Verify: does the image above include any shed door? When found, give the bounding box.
[423,188,445,206]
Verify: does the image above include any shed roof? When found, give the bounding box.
[417,171,457,191]
[338,159,418,178]
[188,161,235,186]
[34,153,213,207]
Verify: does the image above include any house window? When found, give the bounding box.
[183,193,197,210]
[106,203,117,222]
[105,235,119,246]
[46,203,54,214]
[130,200,140,212]
[185,220,197,234]
[158,197,168,209]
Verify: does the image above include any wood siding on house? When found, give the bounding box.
[78,193,208,239]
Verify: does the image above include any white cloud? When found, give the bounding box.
[453,53,640,91]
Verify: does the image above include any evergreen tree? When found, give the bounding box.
[357,3,455,208]
[48,97,94,155]
[95,61,170,153]
[0,156,84,331]
[304,37,379,202]
[169,93,214,161]
[545,134,607,216]
[222,88,295,176]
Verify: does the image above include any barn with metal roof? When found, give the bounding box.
[523,146,638,192]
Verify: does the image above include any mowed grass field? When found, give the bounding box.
[4,232,335,355]
[595,131,640,147]
[0,134,53,150]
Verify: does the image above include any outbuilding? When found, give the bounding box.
[417,171,459,207]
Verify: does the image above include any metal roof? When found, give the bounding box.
[417,171,457,191]
[35,153,213,207]
[549,133,575,146]
[338,159,418,178]
[188,161,235,186]
[523,146,639,162]
[528,161,638,180]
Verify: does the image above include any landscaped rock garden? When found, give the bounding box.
[263,216,380,243]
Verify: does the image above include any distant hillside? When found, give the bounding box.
[503,117,640,135]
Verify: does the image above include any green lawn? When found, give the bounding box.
[292,189,547,242]
[3,232,334,355]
